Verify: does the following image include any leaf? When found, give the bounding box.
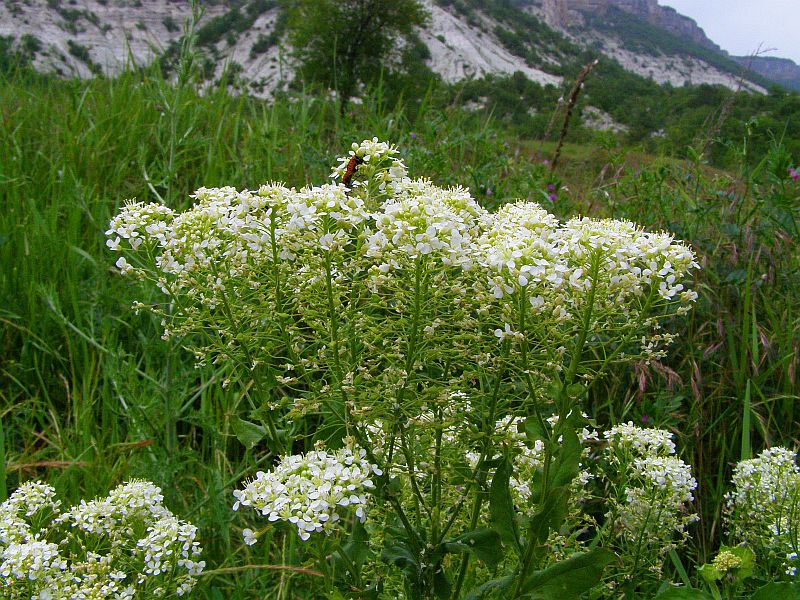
[333,518,371,574]
[521,548,616,599]
[550,426,581,489]
[381,544,419,572]
[433,566,452,599]
[344,518,370,567]
[231,416,266,449]
[382,543,423,598]
[207,587,225,600]
[463,574,516,600]
[526,486,570,549]
[565,382,587,401]
[443,528,503,569]
[655,588,715,599]
[725,544,755,579]
[490,457,521,554]
[523,416,547,443]
[697,562,722,583]
[751,582,800,600]
[699,545,756,583]
[669,548,692,587]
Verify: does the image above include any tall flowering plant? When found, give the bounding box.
[107,139,699,597]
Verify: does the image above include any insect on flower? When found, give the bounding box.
[341,155,364,187]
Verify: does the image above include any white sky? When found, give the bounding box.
[659,0,800,64]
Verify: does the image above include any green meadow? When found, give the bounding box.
[1,49,799,598]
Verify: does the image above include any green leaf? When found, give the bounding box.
[521,548,616,599]
[207,587,225,600]
[526,486,570,549]
[381,544,419,572]
[697,563,722,583]
[751,582,800,600]
[490,457,521,554]
[565,382,587,401]
[550,426,581,489]
[523,416,548,443]
[333,518,371,575]
[443,528,503,569]
[344,518,370,567]
[655,588,715,599]
[231,416,266,449]
[433,566,451,599]
[463,574,516,600]
[699,545,756,583]
[669,548,692,587]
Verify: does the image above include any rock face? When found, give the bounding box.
[732,56,800,92]
[541,0,720,52]
[419,3,561,86]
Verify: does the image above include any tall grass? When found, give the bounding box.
[582,141,800,561]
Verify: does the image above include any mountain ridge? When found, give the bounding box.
[0,0,796,95]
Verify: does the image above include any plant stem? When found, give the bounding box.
[513,254,601,598]
[450,342,509,600]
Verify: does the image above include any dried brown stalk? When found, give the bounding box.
[550,58,599,174]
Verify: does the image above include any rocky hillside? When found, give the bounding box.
[519,0,766,92]
[539,0,721,51]
[732,56,800,92]
[0,0,795,96]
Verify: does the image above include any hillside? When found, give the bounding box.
[733,55,800,92]
[0,0,794,95]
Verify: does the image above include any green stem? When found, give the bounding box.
[322,250,423,552]
[394,257,432,523]
[514,254,601,598]
[449,342,509,600]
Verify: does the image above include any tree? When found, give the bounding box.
[284,0,429,106]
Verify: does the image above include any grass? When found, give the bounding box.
[1,60,799,596]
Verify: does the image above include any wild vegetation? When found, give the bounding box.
[1,4,800,599]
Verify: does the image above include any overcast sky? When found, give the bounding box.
[660,1,800,64]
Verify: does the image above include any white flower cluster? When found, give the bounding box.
[330,137,408,190]
[478,209,698,338]
[107,139,698,372]
[233,447,382,542]
[604,421,676,458]
[0,480,204,599]
[604,424,698,548]
[479,201,563,312]
[558,217,698,305]
[366,178,489,271]
[627,456,697,504]
[724,447,800,554]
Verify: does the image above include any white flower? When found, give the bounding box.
[234,447,381,541]
[614,455,698,545]
[242,528,258,546]
[494,323,521,342]
[115,256,133,276]
[0,480,203,598]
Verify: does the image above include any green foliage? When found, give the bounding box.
[284,0,430,104]
[0,36,25,73]
[195,0,276,48]
[163,16,180,33]
[66,39,100,74]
